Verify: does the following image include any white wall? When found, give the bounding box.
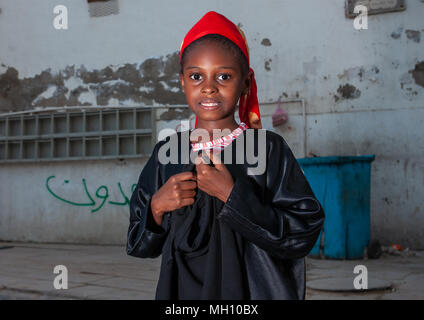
[0,0,423,247]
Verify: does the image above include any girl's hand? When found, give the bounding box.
[195,150,234,203]
[150,172,197,226]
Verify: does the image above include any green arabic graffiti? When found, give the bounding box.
[46,175,137,213]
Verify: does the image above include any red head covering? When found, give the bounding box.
[180,11,262,129]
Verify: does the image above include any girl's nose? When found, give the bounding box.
[201,78,218,95]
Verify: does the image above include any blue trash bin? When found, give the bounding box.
[297,155,375,259]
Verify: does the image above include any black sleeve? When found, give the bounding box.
[126,140,171,258]
[218,131,325,259]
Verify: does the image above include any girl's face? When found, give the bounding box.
[180,41,251,131]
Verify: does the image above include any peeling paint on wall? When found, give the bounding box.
[399,61,424,98]
[264,58,272,71]
[411,61,424,88]
[261,38,272,46]
[399,71,418,97]
[337,65,380,83]
[391,27,403,39]
[334,84,361,102]
[0,52,185,113]
[405,29,421,43]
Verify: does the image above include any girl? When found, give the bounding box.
[126,11,324,300]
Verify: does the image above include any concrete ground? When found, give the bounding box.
[0,241,423,300]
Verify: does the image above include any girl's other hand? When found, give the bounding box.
[150,172,197,226]
[195,150,234,203]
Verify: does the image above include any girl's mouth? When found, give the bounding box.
[199,99,220,110]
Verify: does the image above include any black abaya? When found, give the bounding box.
[126,129,324,300]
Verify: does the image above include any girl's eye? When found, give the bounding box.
[218,74,231,81]
[189,73,202,81]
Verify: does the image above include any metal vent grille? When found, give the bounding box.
[0,108,154,162]
[88,0,119,18]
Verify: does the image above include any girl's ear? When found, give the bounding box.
[242,70,253,95]
[179,73,185,92]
